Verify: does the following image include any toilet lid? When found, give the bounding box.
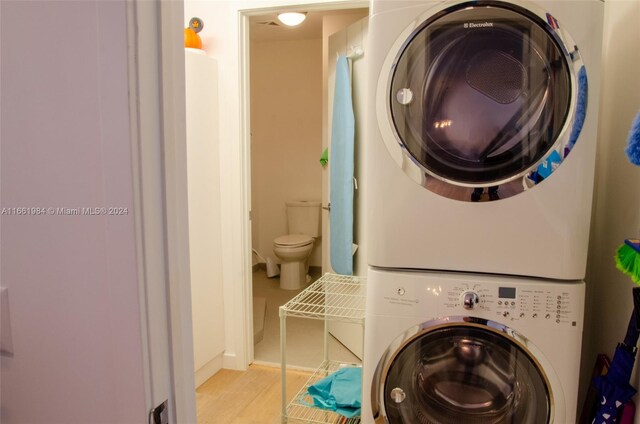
[274,234,313,248]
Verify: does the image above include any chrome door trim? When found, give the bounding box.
[370,316,563,423]
[375,0,586,202]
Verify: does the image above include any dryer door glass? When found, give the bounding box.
[390,3,571,185]
[382,325,550,424]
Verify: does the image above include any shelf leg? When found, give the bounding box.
[280,306,287,423]
[323,317,328,363]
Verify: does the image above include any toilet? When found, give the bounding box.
[273,201,321,290]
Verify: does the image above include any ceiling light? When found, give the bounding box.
[277,12,307,27]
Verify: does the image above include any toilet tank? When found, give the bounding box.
[286,201,321,237]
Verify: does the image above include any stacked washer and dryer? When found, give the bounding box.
[362,1,603,423]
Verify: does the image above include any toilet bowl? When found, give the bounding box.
[273,234,314,290]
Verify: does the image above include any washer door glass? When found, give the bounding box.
[383,325,550,424]
[390,3,571,184]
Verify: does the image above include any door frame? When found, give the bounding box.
[127,0,196,422]
[238,0,369,368]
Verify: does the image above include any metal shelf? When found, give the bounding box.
[285,360,361,424]
[280,273,366,323]
[280,273,366,424]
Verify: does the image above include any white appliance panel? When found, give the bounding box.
[365,0,604,279]
[362,268,585,424]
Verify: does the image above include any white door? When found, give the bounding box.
[0,1,195,423]
[324,17,369,358]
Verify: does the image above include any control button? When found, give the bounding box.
[390,388,406,404]
[503,311,510,317]
[397,288,405,296]
[556,319,561,323]
[511,301,515,306]
[533,313,538,318]
[462,292,480,310]
[519,313,525,318]
[498,301,503,305]
[545,314,551,319]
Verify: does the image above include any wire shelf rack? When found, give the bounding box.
[285,360,361,424]
[279,273,367,323]
[280,273,366,423]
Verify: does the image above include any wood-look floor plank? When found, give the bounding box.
[196,364,312,424]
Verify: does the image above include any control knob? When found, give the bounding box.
[462,292,480,310]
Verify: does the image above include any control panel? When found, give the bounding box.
[443,282,579,327]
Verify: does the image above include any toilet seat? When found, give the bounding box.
[274,234,313,248]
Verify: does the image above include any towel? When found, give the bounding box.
[330,56,355,276]
[306,367,362,418]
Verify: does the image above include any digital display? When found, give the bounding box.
[499,287,516,299]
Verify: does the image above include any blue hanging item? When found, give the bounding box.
[568,66,588,149]
[624,111,640,166]
[306,367,362,418]
[592,295,640,423]
[536,150,562,179]
[329,56,355,275]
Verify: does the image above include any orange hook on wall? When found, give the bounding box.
[185,17,204,50]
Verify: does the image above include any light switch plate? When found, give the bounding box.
[1,287,14,357]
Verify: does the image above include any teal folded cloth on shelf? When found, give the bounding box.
[306,367,362,418]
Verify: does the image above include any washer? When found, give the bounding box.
[362,268,585,424]
[365,0,604,279]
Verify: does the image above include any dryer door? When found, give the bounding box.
[372,318,555,423]
[381,1,585,202]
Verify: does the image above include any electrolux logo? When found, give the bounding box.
[464,22,494,28]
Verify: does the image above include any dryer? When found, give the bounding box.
[362,268,585,424]
[365,0,604,279]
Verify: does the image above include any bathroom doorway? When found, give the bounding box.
[248,8,367,368]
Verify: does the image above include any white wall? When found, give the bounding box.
[0,1,147,422]
[581,0,640,415]
[250,38,323,267]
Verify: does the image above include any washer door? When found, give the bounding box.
[372,319,556,423]
[380,1,586,201]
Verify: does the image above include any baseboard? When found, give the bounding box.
[194,353,224,388]
[222,352,240,370]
